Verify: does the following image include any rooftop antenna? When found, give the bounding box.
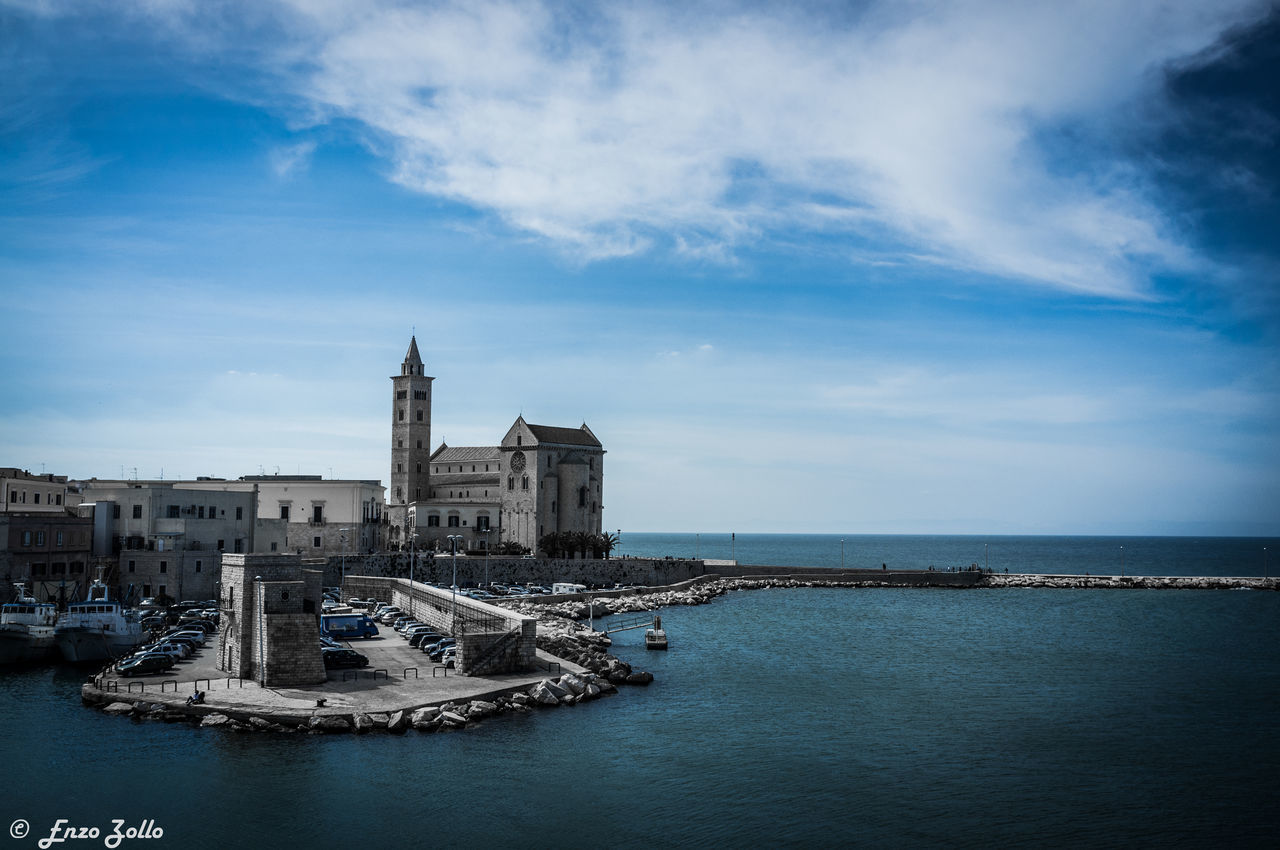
[258,465,265,475]
[274,465,280,476]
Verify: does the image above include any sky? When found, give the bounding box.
[2,0,1278,536]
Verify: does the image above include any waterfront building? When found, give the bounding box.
[388,337,605,555]
[216,553,325,686]
[74,481,285,601]
[0,512,94,601]
[0,468,74,514]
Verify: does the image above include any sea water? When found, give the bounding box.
[1,543,1278,848]
[617,532,1279,576]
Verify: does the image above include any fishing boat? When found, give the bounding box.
[645,614,668,650]
[0,584,59,664]
[54,570,145,663]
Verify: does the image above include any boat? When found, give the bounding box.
[54,570,145,663]
[645,614,668,651]
[0,584,59,664]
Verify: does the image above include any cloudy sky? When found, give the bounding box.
[2,0,1278,535]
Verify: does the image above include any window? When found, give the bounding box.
[70,561,83,574]
[235,507,243,520]
[579,486,587,508]
[417,440,423,449]
[398,439,403,448]
[198,506,205,519]
[128,560,135,573]
[447,515,460,527]
[312,505,323,524]
[551,501,556,514]
[416,463,421,473]
[414,390,427,400]
[280,505,290,521]
[21,531,31,547]
[508,476,514,490]
[471,465,476,472]
[414,487,421,500]
[159,561,167,573]
[35,531,45,546]
[477,516,490,531]
[56,531,64,547]
[313,536,321,548]
[590,458,595,470]
[516,435,522,446]
[209,506,217,518]
[112,504,120,519]
[522,476,529,490]
[167,505,180,518]
[33,493,39,504]
[32,563,46,576]
[397,463,403,472]
[132,505,142,519]
[234,539,243,553]
[270,542,278,552]
[427,515,440,527]
[158,585,166,598]
[217,539,225,550]
[51,562,64,574]
[416,409,423,421]
[397,390,408,399]
[56,494,62,505]
[195,560,202,572]
[398,409,405,421]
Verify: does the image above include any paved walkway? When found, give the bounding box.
[86,633,581,724]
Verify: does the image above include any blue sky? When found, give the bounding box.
[2,0,1278,535]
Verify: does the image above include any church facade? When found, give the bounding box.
[386,338,604,555]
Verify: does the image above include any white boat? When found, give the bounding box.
[645,614,668,651]
[54,571,145,663]
[0,584,59,664]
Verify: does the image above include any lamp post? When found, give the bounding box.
[1264,547,1268,580]
[1120,544,1125,578]
[841,538,845,570]
[696,533,700,560]
[447,534,463,634]
[339,528,350,589]
[985,543,989,573]
[484,526,491,589]
[409,533,418,616]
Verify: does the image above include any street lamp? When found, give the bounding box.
[1120,544,1125,578]
[1264,546,1268,580]
[985,543,989,573]
[447,534,463,634]
[841,538,845,570]
[339,528,351,589]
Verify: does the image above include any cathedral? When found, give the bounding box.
[386,337,604,555]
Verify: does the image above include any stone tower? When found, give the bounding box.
[389,336,433,546]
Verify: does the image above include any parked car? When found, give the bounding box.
[117,654,175,677]
[321,647,368,669]
[320,635,344,650]
[409,631,445,648]
[140,643,185,660]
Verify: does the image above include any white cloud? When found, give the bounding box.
[268,140,315,179]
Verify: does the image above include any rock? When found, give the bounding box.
[309,715,352,733]
[584,683,601,699]
[353,713,375,733]
[387,710,409,732]
[595,679,617,694]
[249,717,272,729]
[369,713,390,728]
[542,679,570,700]
[467,700,499,719]
[103,702,135,715]
[558,673,586,696]
[510,703,531,713]
[559,694,578,705]
[625,671,654,685]
[200,714,231,727]
[510,692,531,706]
[410,706,440,726]
[531,684,561,706]
[439,710,467,727]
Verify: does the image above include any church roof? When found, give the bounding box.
[430,445,501,463]
[526,423,602,447]
[404,335,423,365]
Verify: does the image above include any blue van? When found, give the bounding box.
[320,613,380,639]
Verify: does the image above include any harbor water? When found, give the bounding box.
[1,538,1278,848]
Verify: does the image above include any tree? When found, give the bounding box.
[596,532,619,559]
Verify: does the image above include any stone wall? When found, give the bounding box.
[333,554,708,590]
[342,575,536,676]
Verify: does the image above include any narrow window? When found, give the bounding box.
[35,531,45,546]
[195,560,202,572]
[56,531,64,547]
[416,409,423,421]
[159,561,167,573]
[132,505,142,519]
[522,476,529,490]
[128,560,135,573]
[313,536,321,548]
[235,506,243,520]
[198,506,205,519]
[112,504,120,518]
[280,505,290,521]
[508,476,514,491]
[398,409,405,421]
[167,504,179,518]
[33,493,40,504]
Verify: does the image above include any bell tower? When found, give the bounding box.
[390,336,432,544]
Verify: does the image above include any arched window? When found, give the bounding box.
[579,486,587,507]
[507,476,514,490]
[521,476,529,490]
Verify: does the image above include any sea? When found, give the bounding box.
[2,534,1278,849]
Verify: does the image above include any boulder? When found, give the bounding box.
[369,713,390,728]
[542,679,570,700]
[353,713,375,734]
[309,715,352,733]
[249,717,272,729]
[102,702,135,715]
[531,684,561,706]
[200,714,231,727]
[510,692,531,706]
[410,706,441,726]
[467,700,499,719]
[387,710,410,733]
[558,674,586,696]
[439,710,467,728]
[625,671,654,685]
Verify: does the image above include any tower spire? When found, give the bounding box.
[403,335,424,375]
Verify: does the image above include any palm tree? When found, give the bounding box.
[598,532,620,559]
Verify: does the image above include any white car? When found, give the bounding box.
[145,642,190,659]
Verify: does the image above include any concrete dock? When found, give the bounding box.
[81,632,586,728]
